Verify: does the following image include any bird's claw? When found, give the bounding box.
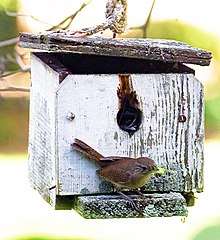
[118,191,142,213]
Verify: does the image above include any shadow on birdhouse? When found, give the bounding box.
[19,32,212,219]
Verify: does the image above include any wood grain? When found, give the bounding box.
[19,32,212,66]
[56,73,203,195]
[28,52,204,213]
[75,193,188,218]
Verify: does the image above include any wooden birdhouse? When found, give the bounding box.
[20,32,211,218]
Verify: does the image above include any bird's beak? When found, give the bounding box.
[154,165,165,175]
[152,165,158,171]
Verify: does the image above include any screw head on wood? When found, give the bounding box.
[66,112,75,121]
[179,114,186,122]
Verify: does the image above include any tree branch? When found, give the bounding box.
[46,0,93,31]
[0,0,93,93]
[0,37,19,48]
[0,67,30,79]
[129,0,156,38]
[0,86,29,92]
[4,9,55,27]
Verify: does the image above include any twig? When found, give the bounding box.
[4,9,54,27]
[0,0,91,93]
[46,0,93,30]
[15,49,30,72]
[0,67,30,78]
[0,86,29,92]
[3,0,93,32]
[0,37,19,48]
[129,0,156,38]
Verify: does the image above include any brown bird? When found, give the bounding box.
[71,138,160,209]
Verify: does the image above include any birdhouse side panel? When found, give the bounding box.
[28,54,60,206]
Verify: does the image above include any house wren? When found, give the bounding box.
[71,138,161,209]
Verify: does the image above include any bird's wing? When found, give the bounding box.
[100,156,121,162]
[97,166,131,186]
[100,156,132,162]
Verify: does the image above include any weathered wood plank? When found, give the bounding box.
[74,193,188,218]
[19,32,212,66]
[56,72,203,195]
[28,53,60,206]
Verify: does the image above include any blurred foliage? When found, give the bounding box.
[0,97,29,153]
[0,0,18,40]
[192,220,220,240]
[148,20,220,60]
[205,97,220,138]
[14,235,91,240]
[0,0,19,71]
[0,0,17,10]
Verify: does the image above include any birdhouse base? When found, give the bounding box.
[58,192,188,219]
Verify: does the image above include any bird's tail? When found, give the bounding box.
[71,138,106,167]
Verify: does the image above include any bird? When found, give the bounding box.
[117,75,142,136]
[71,138,162,210]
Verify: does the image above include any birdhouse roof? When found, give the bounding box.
[19,32,212,66]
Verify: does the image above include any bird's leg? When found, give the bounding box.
[131,189,153,200]
[131,189,145,196]
[118,191,140,212]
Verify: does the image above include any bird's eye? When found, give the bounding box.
[141,166,147,171]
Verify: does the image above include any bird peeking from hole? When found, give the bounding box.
[117,75,142,136]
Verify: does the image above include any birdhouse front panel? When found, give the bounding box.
[57,72,204,196]
[28,51,204,201]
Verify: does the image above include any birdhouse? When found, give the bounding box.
[20,32,211,218]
